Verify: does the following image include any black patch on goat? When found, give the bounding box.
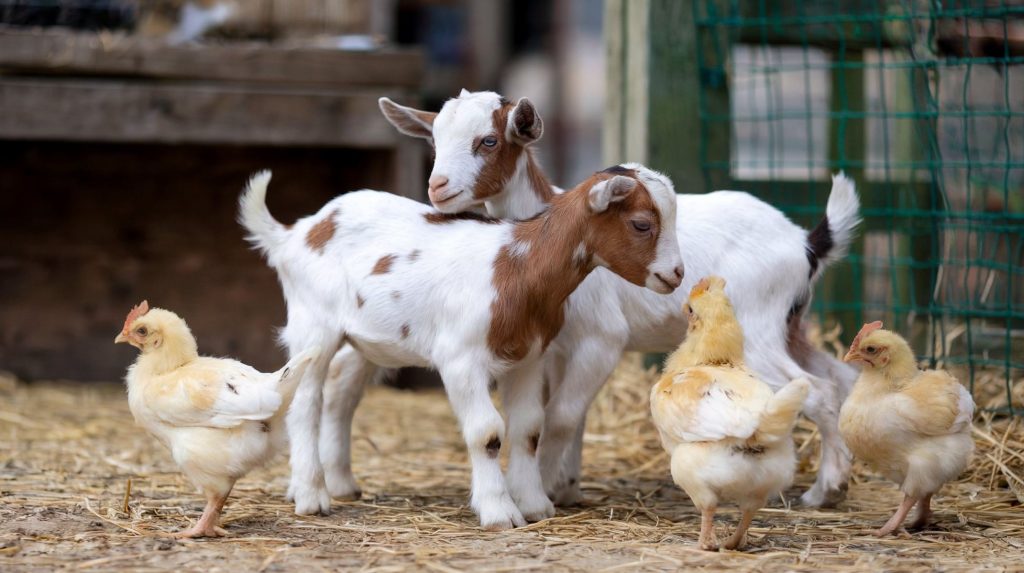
[805,216,834,278]
[600,164,633,175]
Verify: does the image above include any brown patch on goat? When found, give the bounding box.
[525,149,555,203]
[305,210,338,254]
[785,300,816,368]
[470,104,524,200]
[400,324,410,339]
[371,254,398,275]
[423,212,500,225]
[391,291,401,300]
[486,171,660,362]
[408,249,421,261]
[356,294,365,308]
[485,435,501,458]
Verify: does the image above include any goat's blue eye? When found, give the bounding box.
[482,136,498,147]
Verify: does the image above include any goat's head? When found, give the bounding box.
[379,90,542,213]
[578,165,683,294]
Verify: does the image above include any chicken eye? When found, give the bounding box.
[631,219,651,233]
[136,326,148,336]
[482,136,498,148]
[865,346,877,354]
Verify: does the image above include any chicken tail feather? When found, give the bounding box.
[274,346,322,418]
[238,170,288,264]
[755,378,810,445]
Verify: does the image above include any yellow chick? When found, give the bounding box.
[651,276,809,551]
[840,321,975,536]
[115,301,319,538]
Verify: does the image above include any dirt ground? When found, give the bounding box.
[1,358,1022,572]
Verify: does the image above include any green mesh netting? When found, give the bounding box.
[692,0,1023,413]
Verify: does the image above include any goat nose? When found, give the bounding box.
[673,266,684,280]
[428,175,449,193]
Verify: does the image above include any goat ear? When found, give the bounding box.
[379,97,436,140]
[506,97,543,145]
[588,175,636,213]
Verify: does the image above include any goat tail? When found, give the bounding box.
[238,170,288,262]
[755,378,810,445]
[806,172,861,281]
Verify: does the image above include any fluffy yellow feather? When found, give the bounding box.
[650,277,809,551]
[839,321,975,536]
[116,301,319,538]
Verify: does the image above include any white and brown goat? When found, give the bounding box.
[239,166,682,529]
[378,90,862,508]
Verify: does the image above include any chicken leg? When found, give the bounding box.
[722,508,757,550]
[909,493,933,531]
[698,507,719,551]
[174,488,232,538]
[874,495,917,537]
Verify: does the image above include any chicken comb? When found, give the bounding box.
[689,276,726,299]
[849,320,883,352]
[121,300,150,335]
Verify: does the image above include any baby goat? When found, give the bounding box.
[380,90,862,508]
[239,166,682,529]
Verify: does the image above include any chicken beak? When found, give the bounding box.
[842,349,859,363]
[114,332,129,344]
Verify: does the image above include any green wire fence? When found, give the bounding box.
[691,0,1023,413]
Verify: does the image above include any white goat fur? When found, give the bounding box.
[239,168,683,528]
[372,91,864,508]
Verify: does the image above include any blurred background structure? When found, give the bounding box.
[0,0,604,383]
[0,1,1019,413]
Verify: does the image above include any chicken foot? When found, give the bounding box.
[874,495,917,537]
[698,507,719,551]
[173,489,232,538]
[722,508,758,550]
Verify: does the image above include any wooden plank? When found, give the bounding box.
[0,28,423,89]
[0,78,404,147]
[602,0,649,166]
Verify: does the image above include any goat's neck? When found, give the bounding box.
[485,149,555,219]
[488,192,592,360]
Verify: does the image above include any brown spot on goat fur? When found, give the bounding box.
[487,171,661,362]
[400,324,410,339]
[391,291,401,300]
[305,210,338,254]
[408,249,421,261]
[423,212,500,225]
[485,436,501,458]
[261,421,271,433]
[470,104,525,200]
[525,150,555,203]
[356,294,365,308]
[371,254,398,275]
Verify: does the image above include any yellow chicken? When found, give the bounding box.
[840,321,975,536]
[115,301,319,538]
[651,276,809,551]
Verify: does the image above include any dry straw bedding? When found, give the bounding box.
[0,357,1021,573]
